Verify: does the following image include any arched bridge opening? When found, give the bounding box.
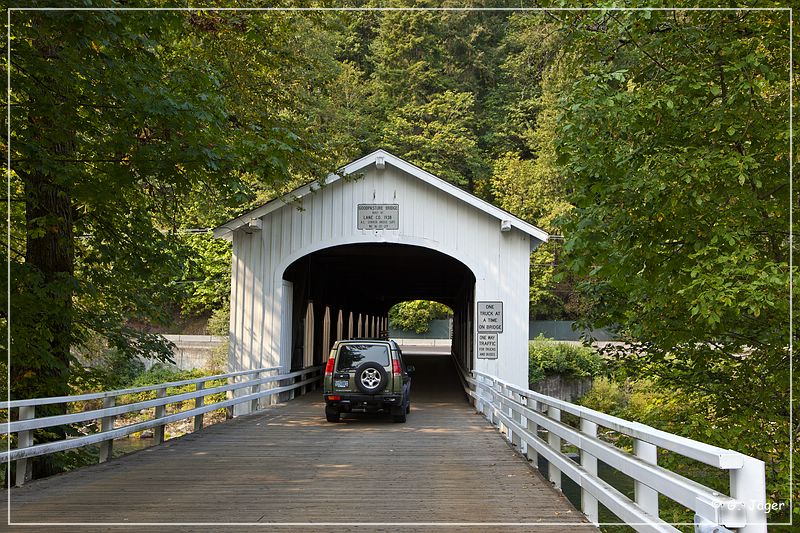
[282,242,475,399]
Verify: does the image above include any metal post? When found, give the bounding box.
[15,405,35,487]
[154,387,166,445]
[548,406,561,490]
[634,439,659,517]
[194,381,205,432]
[730,456,767,533]
[98,396,116,463]
[580,418,599,525]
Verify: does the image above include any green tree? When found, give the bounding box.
[490,40,577,319]
[554,8,794,522]
[383,90,486,188]
[6,8,343,476]
[368,5,509,194]
[389,300,452,334]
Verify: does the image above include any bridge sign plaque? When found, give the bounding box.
[477,301,503,333]
[357,204,399,230]
[477,333,498,359]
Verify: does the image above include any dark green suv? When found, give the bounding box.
[323,339,414,423]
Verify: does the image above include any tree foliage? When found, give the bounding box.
[552,8,794,521]
[388,300,452,334]
[6,8,346,475]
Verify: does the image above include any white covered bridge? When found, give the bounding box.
[212,149,548,413]
[2,151,768,532]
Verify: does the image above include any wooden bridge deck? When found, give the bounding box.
[6,354,595,532]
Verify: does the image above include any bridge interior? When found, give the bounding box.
[8,352,589,531]
[283,243,476,377]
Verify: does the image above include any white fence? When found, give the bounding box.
[2,365,323,487]
[458,367,767,533]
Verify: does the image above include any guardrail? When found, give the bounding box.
[458,367,767,533]
[2,365,323,487]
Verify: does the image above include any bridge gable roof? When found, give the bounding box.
[213,149,549,243]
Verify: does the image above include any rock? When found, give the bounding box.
[139,430,154,439]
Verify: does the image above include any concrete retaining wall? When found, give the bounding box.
[529,321,614,342]
[148,335,227,371]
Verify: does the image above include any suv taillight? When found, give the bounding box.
[392,359,401,376]
[325,357,335,375]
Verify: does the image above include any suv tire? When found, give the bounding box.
[354,362,388,394]
[325,406,340,423]
[392,412,407,423]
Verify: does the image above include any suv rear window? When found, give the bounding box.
[336,344,390,371]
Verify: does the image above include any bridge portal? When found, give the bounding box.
[214,150,548,414]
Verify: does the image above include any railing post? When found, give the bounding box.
[498,383,510,441]
[509,391,522,450]
[523,396,538,466]
[154,387,167,445]
[493,380,504,429]
[474,375,484,415]
[226,375,234,419]
[250,371,261,414]
[267,370,276,406]
[15,405,35,487]
[547,405,561,490]
[194,381,205,432]
[634,439,659,517]
[98,396,116,463]
[580,418,599,525]
[730,456,767,533]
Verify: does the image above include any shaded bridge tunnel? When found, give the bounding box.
[283,243,476,373]
[8,351,591,532]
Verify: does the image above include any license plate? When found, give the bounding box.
[334,379,349,388]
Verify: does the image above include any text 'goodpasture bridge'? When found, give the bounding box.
[3,152,768,532]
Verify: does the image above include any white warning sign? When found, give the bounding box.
[477,301,503,333]
[477,333,498,359]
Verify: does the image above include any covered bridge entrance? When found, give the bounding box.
[213,150,548,414]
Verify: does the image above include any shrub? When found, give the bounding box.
[206,301,230,336]
[576,377,628,415]
[528,334,604,385]
[206,340,229,373]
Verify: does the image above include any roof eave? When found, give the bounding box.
[213,149,549,244]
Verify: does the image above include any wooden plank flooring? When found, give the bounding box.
[4,354,596,532]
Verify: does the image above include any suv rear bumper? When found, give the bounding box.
[325,393,404,412]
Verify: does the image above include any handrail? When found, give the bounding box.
[4,367,281,409]
[3,365,323,487]
[472,369,743,470]
[459,367,767,533]
[7,369,296,434]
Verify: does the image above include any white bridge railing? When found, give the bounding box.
[2,365,323,487]
[459,368,767,533]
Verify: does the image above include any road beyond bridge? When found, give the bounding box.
[6,353,593,532]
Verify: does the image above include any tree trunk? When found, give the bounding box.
[22,168,74,478]
[24,170,74,390]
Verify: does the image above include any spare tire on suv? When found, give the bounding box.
[355,361,388,394]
